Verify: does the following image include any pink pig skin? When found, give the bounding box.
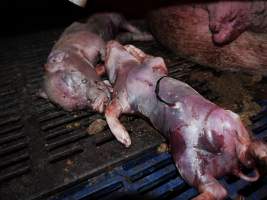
[148,4,267,74]
[40,13,153,112]
[103,41,267,200]
[205,1,267,45]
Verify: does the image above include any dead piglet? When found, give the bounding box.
[42,51,110,112]
[103,41,267,200]
[103,41,168,146]
[40,13,153,113]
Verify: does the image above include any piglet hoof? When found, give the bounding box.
[122,138,131,148]
[114,132,131,147]
[36,89,48,99]
[249,141,267,171]
[192,192,215,200]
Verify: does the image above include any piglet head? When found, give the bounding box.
[44,70,110,113]
[207,1,251,45]
[43,71,89,112]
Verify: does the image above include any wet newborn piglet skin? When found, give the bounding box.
[103,41,267,200]
[40,13,153,113]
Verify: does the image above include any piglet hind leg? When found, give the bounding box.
[105,99,131,147]
[175,155,227,200]
[248,140,267,172]
[192,175,228,200]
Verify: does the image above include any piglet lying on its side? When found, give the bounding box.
[40,13,153,113]
[104,41,267,200]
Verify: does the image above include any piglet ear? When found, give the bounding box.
[104,41,122,83]
[145,57,168,75]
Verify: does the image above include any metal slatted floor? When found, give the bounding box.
[0,29,165,200]
[1,28,267,200]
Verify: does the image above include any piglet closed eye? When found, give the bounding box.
[104,41,267,200]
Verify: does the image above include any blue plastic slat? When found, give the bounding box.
[122,153,171,180]
[57,176,122,200]
[122,150,159,170]
[254,130,267,140]
[131,164,177,192]
[222,179,249,199]
[146,177,185,198]
[252,116,267,133]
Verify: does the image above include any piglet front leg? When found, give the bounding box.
[103,41,150,147]
[105,99,132,147]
